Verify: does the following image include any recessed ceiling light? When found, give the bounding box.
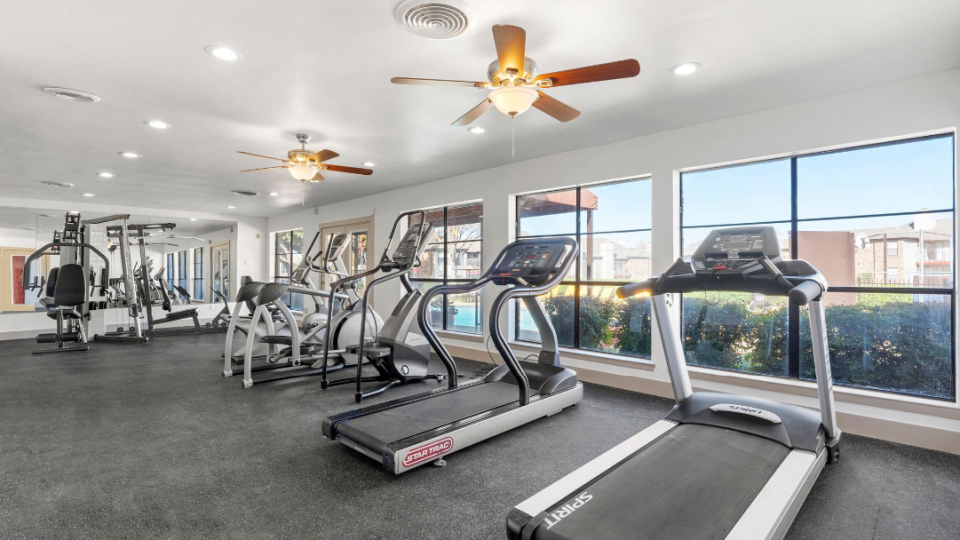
[190,218,197,221]
[82,193,95,197]
[468,127,485,134]
[269,192,279,197]
[363,162,376,167]
[226,205,236,209]
[98,172,115,178]
[145,120,171,129]
[119,152,140,158]
[671,62,700,76]
[205,46,243,62]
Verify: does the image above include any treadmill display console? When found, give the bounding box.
[494,241,569,285]
[690,227,783,274]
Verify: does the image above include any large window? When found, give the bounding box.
[516,177,653,357]
[410,202,483,335]
[177,251,188,295]
[166,253,175,293]
[193,247,204,301]
[274,229,304,311]
[681,134,955,400]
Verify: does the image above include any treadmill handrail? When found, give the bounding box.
[617,257,827,303]
[493,238,581,405]
[417,276,495,388]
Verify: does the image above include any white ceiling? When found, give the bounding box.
[0,206,233,240]
[1,0,959,218]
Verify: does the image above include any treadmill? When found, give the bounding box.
[506,226,841,540]
[323,237,583,474]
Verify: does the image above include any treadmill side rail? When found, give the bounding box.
[508,420,677,537]
[389,384,584,474]
[724,449,825,540]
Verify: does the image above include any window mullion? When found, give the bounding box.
[789,157,801,379]
[574,187,581,350]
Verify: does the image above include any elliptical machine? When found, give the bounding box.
[228,231,384,388]
[320,210,445,402]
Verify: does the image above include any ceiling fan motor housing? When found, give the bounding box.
[488,57,538,86]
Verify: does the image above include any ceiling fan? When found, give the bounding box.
[163,234,205,242]
[392,25,640,126]
[238,134,373,183]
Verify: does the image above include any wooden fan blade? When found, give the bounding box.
[452,98,494,127]
[241,165,288,172]
[310,149,340,163]
[323,164,373,176]
[391,77,489,88]
[492,25,526,76]
[237,151,287,162]
[532,92,581,122]
[535,59,640,87]
[310,172,325,182]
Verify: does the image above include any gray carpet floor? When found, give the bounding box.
[1,334,958,539]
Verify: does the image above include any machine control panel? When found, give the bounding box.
[325,233,348,263]
[691,227,783,274]
[391,222,433,267]
[493,240,571,285]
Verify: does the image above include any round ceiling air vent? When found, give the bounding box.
[42,181,75,188]
[395,0,474,40]
[231,190,260,197]
[43,88,101,103]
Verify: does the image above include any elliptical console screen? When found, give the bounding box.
[494,241,568,285]
[392,223,432,267]
[691,227,783,273]
[325,233,347,263]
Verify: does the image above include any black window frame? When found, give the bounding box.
[680,133,956,401]
[273,229,304,312]
[515,176,653,358]
[409,202,484,335]
[166,253,175,292]
[193,247,204,301]
[177,250,188,293]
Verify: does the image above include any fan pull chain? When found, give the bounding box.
[301,182,305,206]
[511,116,516,157]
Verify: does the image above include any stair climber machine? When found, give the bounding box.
[22,212,147,351]
[505,226,841,540]
[319,211,445,402]
[226,231,382,388]
[323,236,583,474]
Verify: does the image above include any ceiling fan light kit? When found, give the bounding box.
[489,86,539,117]
[391,24,640,153]
[239,133,373,185]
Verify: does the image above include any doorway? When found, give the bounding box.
[210,241,231,302]
[319,216,374,301]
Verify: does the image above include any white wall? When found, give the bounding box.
[266,68,960,454]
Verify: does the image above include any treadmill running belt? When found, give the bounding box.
[337,381,535,454]
[531,424,790,540]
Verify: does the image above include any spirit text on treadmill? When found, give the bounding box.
[544,492,593,529]
[402,437,454,468]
